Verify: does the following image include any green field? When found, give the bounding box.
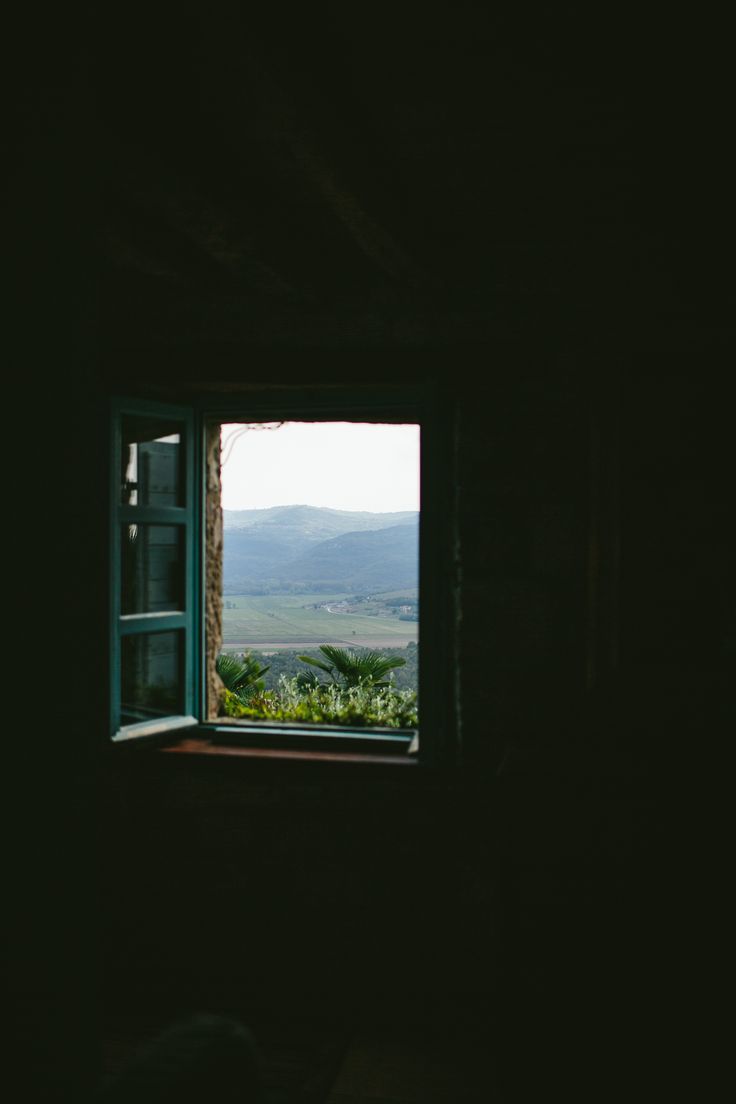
[221,591,419,649]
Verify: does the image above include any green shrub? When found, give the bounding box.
[222,675,417,729]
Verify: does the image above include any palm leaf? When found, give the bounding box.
[297,654,335,676]
[216,652,270,696]
[315,645,357,676]
[296,669,321,691]
[300,645,406,688]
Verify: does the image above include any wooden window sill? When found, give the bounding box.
[159,735,419,768]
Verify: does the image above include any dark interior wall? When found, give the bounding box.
[7,8,733,1102]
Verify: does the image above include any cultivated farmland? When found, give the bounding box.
[221,590,419,649]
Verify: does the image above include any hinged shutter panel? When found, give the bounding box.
[110,398,200,740]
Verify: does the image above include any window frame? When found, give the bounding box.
[110,384,458,767]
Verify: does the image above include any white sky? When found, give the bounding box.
[220,421,420,512]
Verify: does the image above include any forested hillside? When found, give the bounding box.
[223,504,419,594]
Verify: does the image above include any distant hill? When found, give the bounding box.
[268,522,418,590]
[224,504,417,535]
[223,504,419,594]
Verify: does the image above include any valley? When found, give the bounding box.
[221,589,419,649]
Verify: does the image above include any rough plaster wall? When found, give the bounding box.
[205,421,224,718]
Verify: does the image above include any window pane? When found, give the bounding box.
[121,631,182,724]
[120,415,184,506]
[121,524,185,614]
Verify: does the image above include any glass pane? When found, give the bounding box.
[121,524,185,614]
[121,631,183,725]
[120,415,184,506]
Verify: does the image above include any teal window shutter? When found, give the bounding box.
[110,398,200,740]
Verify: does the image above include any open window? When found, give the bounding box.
[110,387,457,765]
[210,418,420,753]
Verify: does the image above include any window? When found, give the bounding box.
[110,386,457,765]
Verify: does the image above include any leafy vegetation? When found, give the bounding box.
[221,675,417,729]
[215,652,271,705]
[219,642,419,692]
[218,643,417,728]
[297,644,406,688]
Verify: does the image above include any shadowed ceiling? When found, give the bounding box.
[48,5,732,347]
